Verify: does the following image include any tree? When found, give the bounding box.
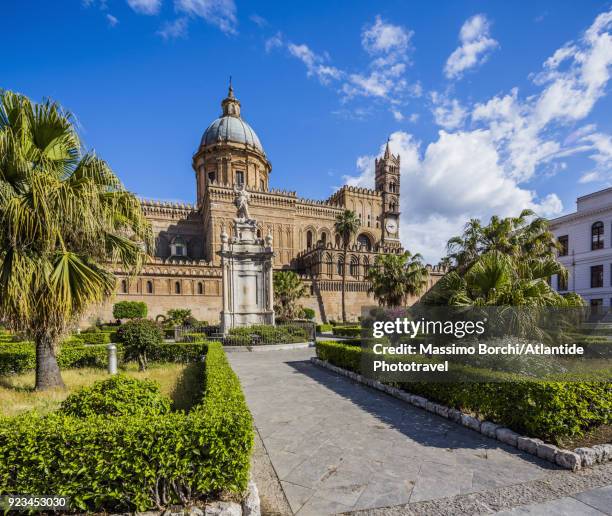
[366,251,429,307]
[0,91,151,389]
[334,210,361,322]
[166,308,192,326]
[118,319,164,371]
[113,301,147,320]
[273,271,306,320]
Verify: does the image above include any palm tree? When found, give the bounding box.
[273,271,307,320]
[334,210,361,322]
[0,91,151,390]
[366,251,429,307]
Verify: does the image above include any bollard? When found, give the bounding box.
[107,344,117,375]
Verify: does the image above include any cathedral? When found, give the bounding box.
[87,85,446,324]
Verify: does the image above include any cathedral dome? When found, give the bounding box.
[201,84,265,154]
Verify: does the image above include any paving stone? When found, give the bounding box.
[536,443,558,462]
[517,437,543,455]
[480,421,501,439]
[555,450,582,471]
[573,485,612,514]
[494,496,606,515]
[496,427,520,447]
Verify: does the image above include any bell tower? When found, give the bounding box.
[375,140,401,248]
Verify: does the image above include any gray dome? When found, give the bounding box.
[201,116,264,154]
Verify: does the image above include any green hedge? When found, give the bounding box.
[331,326,361,337]
[316,323,333,333]
[78,332,111,346]
[315,341,612,442]
[0,342,253,512]
[0,341,208,375]
[112,301,148,320]
[227,324,309,345]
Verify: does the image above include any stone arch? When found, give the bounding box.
[357,232,373,251]
[349,255,360,277]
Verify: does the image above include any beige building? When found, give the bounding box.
[86,85,445,324]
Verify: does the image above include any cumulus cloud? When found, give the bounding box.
[344,131,563,263]
[430,92,467,130]
[126,0,161,15]
[175,0,237,34]
[445,14,498,79]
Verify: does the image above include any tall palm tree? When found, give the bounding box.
[273,270,307,320]
[366,251,429,307]
[334,210,361,323]
[0,91,151,390]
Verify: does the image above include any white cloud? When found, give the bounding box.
[362,15,412,55]
[445,14,498,79]
[175,0,237,34]
[409,113,419,123]
[344,131,563,263]
[287,43,343,85]
[265,31,283,53]
[106,13,118,26]
[391,109,404,121]
[126,0,161,15]
[430,92,467,130]
[249,14,267,28]
[157,17,188,39]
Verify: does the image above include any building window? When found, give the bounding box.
[390,182,396,193]
[337,257,344,276]
[197,282,204,295]
[357,234,372,252]
[335,233,341,247]
[558,235,568,256]
[367,214,371,227]
[175,281,181,294]
[146,280,153,294]
[208,171,216,183]
[306,230,313,248]
[325,253,333,277]
[557,273,567,291]
[170,236,187,258]
[320,232,327,246]
[350,257,359,277]
[120,279,127,294]
[592,221,604,250]
[260,179,265,190]
[235,171,244,186]
[257,229,262,238]
[590,298,603,316]
[591,265,603,288]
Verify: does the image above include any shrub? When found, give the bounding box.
[0,342,253,512]
[118,319,163,370]
[60,375,171,418]
[315,340,612,442]
[78,332,111,346]
[227,324,308,345]
[302,308,315,320]
[332,326,361,337]
[166,308,192,326]
[316,323,332,333]
[113,301,148,320]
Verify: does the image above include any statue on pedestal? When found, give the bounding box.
[235,185,252,222]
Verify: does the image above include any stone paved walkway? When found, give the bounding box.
[228,349,563,515]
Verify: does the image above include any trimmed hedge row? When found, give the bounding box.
[315,340,612,442]
[331,326,361,337]
[226,324,309,345]
[0,341,209,375]
[316,323,333,333]
[0,342,253,512]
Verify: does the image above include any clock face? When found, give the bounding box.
[385,219,397,234]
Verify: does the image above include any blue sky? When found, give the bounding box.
[3,0,612,262]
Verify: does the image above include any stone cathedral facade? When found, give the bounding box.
[86,86,446,325]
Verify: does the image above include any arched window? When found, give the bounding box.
[335,233,341,247]
[363,257,371,277]
[146,281,153,294]
[320,232,327,246]
[260,179,265,191]
[337,256,344,276]
[390,182,396,193]
[257,229,262,238]
[592,221,604,250]
[120,279,127,294]
[325,253,333,277]
[357,234,372,252]
[235,171,244,186]
[350,256,360,277]
[306,230,313,248]
[175,281,181,294]
[197,282,204,295]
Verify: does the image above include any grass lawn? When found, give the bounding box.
[0,362,204,417]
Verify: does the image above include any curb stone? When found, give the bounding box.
[311,357,612,471]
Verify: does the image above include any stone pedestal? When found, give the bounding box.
[219,217,274,334]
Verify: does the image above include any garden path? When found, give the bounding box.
[228,348,566,515]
